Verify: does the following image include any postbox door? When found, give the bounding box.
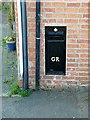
[45,26,66,75]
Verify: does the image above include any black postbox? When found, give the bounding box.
[45,26,66,75]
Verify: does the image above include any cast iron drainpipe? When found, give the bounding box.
[36,0,41,90]
[21,1,28,90]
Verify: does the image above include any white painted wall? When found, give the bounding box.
[17,0,23,78]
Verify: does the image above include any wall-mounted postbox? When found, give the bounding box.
[45,26,66,75]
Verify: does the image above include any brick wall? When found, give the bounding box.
[15,1,90,89]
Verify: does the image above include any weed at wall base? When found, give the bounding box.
[8,82,32,97]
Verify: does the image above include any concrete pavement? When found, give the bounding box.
[2,87,88,118]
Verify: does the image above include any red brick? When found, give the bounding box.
[43,19,49,23]
[68,44,79,48]
[79,19,88,24]
[68,40,77,43]
[48,19,56,23]
[29,2,36,7]
[81,3,89,7]
[53,80,61,84]
[55,8,63,12]
[67,59,75,62]
[67,3,80,7]
[77,49,88,53]
[62,76,74,80]
[56,76,62,79]
[76,59,88,62]
[76,77,88,81]
[43,76,54,79]
[67,54,79,58]
[28,8,36,12]
[79,45,89,50]
[64,8,79,13]
[68,14,82,18]
[79,64,88,67]
[44,2,52,7]
[67,49,76,53]
[64,19,78,24]
[83,14,89,18]
[79,8,88,13]
[80,30,88,34]
[79,73,88,76]
[67,72,78,76]
[53,14,67,18]
[80,54,88,58]
[68,34,80,39]
[81,25,88,29]
[67,63,78,67]
[52,2,66,7]
[76,68,88,71]
[46,14,52,18]
[46,80,52,84]
[77,40,88,43]
[56,19,63,23]
[42,8,55,12]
